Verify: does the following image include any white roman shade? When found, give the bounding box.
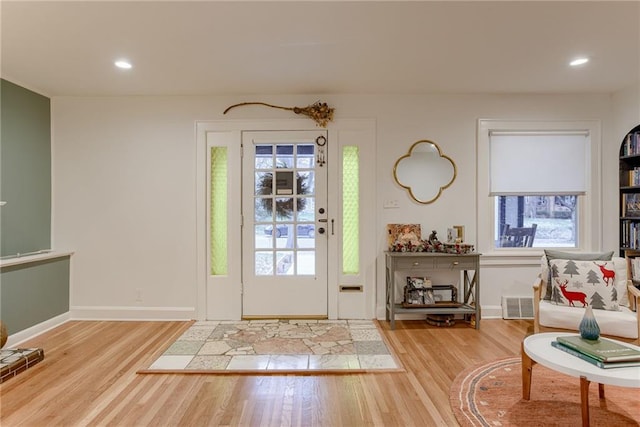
[489,131,589,196]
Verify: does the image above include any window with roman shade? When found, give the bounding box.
[489,131,589,196]
[477,119,601,253]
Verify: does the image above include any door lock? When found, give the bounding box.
[318,227,326,234]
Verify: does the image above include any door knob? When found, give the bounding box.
[318,227,326,234]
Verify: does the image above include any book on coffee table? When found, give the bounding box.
[551,341,640,369]
[556,335,640,363]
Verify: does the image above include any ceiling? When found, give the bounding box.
[2,1,639,97]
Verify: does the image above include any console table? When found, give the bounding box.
[385,252,480,330]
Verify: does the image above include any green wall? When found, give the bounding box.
[0,80,65,337]
[1,79,52,257]
[1,257,70,335]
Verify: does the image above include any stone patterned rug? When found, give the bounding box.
[139,319,403,374]
[0,348,45,383]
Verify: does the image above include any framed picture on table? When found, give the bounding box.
[387,223,421,247]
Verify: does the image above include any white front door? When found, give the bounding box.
[241,130,329,317]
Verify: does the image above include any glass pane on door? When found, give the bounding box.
[252,142,316,276]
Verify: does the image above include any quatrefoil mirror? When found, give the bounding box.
[393,140,457,204]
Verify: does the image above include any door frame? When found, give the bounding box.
[195,118,376,321]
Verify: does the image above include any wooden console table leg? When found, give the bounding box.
[598,383,605,399]
[580,376,591,427]
[521,342,535,400]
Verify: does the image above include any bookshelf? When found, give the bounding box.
[624,249,640,289]
[620,124,640,256]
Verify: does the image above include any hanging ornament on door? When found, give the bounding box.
[316,135,326,167]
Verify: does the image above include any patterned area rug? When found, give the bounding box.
[139,319,403,374]
[450,357,640,426]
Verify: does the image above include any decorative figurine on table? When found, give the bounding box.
[428,230,439,244]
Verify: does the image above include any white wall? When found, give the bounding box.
[52,92,629,320]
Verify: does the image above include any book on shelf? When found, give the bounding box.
[623,193,640,217]
[628,167,640,186]
[621,220,640,249]
[551,341,640,369]
[623,131,640,156]
[556,335,640,363]
[631,257,640,281]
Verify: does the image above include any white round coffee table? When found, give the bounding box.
[522,332,640,427]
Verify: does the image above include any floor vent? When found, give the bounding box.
[502,296,534,319]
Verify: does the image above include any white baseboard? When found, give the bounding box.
[6,312,71,347]
[6,306,196,347]
[480,305,503,319]
[70,305,196,321]
[4,304,509,347]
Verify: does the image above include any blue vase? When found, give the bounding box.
[579,306,600,341]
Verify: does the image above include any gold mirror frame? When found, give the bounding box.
[393,140,457,204]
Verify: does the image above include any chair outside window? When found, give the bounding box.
[500,223,537,247]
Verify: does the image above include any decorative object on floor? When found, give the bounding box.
[139,319,402,374]
[579,305,601,340]
[0,321,7,348]
[0,348,45,383]
[223,101,334,127]
[450,357,640,426]
[425,314,455,327]
[393,139,456,204]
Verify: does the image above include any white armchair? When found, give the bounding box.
[533,254,640,345]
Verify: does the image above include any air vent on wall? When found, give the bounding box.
[502,296,534,319]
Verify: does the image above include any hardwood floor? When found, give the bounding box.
[0,318,532,426]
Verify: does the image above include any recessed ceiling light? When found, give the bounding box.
[570,57,589,67]
[115,60,132,69]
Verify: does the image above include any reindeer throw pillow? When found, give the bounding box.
[541,250,614,300]
[548,259,622,311]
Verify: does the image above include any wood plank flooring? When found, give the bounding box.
[0,318,531,426]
